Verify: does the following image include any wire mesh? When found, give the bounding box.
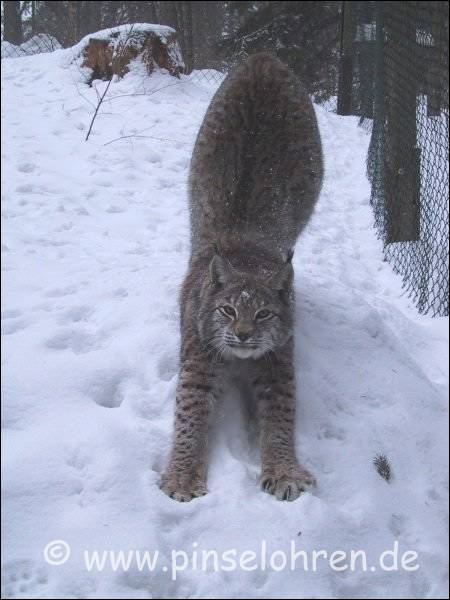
[341,1,449,316]
[3,3,447,315]
[1,33,62,58]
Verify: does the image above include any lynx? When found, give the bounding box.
[161,53,323,502]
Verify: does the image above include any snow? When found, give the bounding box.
[1,48,449,600]
[83,22,176,39]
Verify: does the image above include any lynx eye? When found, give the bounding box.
[255,308,272,320]
[219,305,237,319]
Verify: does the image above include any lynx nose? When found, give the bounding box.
[237,331,251,342]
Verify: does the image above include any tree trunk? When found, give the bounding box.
[84,1,103,37]
[154,1,195,73]
[66,1,79,46]
[146,2,158,22]
[3,1,23,45]
[191,1,223,69]
[31,0,36,35]
[337,0,355,115]
[177,1,194,73]
[384,2,420,243]
[155,1,179,29]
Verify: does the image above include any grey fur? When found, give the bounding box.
[160,53,323,502]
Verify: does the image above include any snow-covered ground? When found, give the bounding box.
[1,47,448,600]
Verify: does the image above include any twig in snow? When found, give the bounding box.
[93,82,101,103]
[85,78,114,141]
[105,79,191,101]
[102,134,182,147]
[85,25,135,142]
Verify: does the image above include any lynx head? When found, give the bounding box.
[199,251,294,359]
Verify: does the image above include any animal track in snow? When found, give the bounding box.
[93,179,113,188]
[157,352,178,382]
[54,221,74,233]
[389,513,407,538]
[111,287,129,298]
[76,206,90,216]
[16,162,36,174]
[66,446,90,471]
[64,449,90,504]
[317,424,347,442]
[15,183,35,194]
[1,319,28,336]
[1,309,22,320]
[45,328,99,354]
[45,284,78,298]
[1,560,48,599]
[157,177,176,189]
[106,205,125,214]
[85,369,128,408]
[60,305,94,324]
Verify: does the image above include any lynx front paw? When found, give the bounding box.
[261,467,315,501]
[160,472,208,502]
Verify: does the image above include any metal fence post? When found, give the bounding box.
[337,0,356,115]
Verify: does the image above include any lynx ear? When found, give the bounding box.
[270,261,294,291]
[210,254,233,286]
[269,248,294,291]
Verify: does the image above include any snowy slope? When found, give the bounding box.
[1,48,448,600]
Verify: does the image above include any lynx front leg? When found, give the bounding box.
[160,358,218,502]
[255,357,315,501]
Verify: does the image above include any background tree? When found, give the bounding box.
[1,0,341,97]
[3,0,23,44]
[220,1,341,100]
[191,1,223,69]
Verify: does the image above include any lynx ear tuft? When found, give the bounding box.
[210,254,233,286]
[286,248,294,263]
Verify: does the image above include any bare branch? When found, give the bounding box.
[103,134,182,147]
[85,24,136,142]
[85,78,113,141]
[103,79,191,102]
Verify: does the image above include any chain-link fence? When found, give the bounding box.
[1,33,62,58]
[3,3,447,315]
[338,1,449,316]
[188,68,225,85]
